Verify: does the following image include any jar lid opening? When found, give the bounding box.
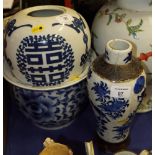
[109,40,130,51]
[27,9,64,17]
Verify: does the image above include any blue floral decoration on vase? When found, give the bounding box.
[113,123,130,140]
[99,98,129,120]
[134,76,145,94]
[91,81,130,141]
[113,111,135,140]
[96,116,108,137]
[91,81,110,102]
[91,81,129,120]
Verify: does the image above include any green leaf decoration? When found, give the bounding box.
[126,19,132,25]
[107,14,113,25]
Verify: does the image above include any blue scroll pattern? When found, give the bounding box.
[13,80,87,129]
[6,19,32,37]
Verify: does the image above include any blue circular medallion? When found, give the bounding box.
[16,34,74,86]
[134,76,145,94]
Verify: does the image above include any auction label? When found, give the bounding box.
[110,86,131,98]
[56,14,73,24]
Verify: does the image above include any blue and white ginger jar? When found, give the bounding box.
[4,5,91,87]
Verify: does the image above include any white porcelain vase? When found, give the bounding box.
[87,39,146,143]
[92,0,152,73]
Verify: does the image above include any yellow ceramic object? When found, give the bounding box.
[39,138,73,155]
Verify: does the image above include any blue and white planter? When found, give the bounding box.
[4,5,91,87]
[87,39,146,143]
[12,79,87,130]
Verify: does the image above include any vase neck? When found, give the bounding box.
[116,0,152,12]
[104,39,132,65]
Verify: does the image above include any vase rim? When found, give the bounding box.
[105,39,132,65]
[27,9,65,17]
[106,39,132,53]
[12,5,76,19]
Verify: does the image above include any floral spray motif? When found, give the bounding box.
[87,39,146,143]
[97,7,143,39]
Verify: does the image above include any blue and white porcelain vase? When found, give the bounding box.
[87,39,146,143]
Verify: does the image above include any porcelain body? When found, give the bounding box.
[87,39,146,143]
[12,79,87,130]
[92,0,152,73]
[4,5,91,87]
